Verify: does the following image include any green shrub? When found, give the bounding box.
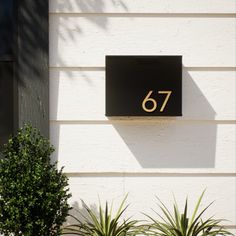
[61,195,141,236]
[145,190,233,236]
[0,124,71,236]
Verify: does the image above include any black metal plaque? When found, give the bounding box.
[106,56,182,116]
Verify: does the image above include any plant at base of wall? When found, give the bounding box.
[145,190,233,236]
[61,195,141,236]
[0,124,71,236]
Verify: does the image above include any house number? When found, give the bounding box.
[142,90,172,113]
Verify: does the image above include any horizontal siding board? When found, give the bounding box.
[67,176,236,224]
[50,0,236,14]
[49,16,236,67]
[50,69,236,121]
[50,123,236,173]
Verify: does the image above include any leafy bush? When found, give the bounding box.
[146,190,233,236]
[61,195,141,236]
[0,125,71,236]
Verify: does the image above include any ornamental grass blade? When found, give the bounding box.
[180,198,188,236]
[194,218,232,236]
[173,228,185,236]
[99,199,105,231]
[189,190,206,226]
[158,205,175,229]
[156,196,175,227]
[187,201,214,236]
[82,200,103,233]
[152,208,172,226]
[152,222,172,236]
[173,195,181,230]
[115,194,128,220]
[105,202,111,235]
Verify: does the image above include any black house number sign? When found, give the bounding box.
[106,56,182,116]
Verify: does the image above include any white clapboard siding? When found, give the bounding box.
[50,123,236,173]
[67,176,236,224]
[50,0,236,14]
[50,69,236,121]
[49,0,236,231]
[49,16,236,67]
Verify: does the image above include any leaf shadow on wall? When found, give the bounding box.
[50,0,128,69]
[109,69,217,168]
[64,201,98,225]
[50,0,128,164]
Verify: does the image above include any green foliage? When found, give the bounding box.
[0,125,71,236]
[145,190,233,236]
[61,195,141,236]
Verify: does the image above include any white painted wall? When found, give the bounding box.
[49,0,236,232]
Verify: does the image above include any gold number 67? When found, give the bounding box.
[142,90,172,113]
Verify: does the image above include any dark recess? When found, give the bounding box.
[0,0,49,147]
[0,63,13,146]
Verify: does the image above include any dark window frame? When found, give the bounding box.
[0,0,13,58]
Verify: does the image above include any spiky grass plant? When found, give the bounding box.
[61,195,141,236]
[146,190,233,236]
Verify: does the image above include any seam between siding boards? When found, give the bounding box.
[49,67,236,72]
[49,12,236,18]
[49,120,236,124]
[64,172,236,177]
